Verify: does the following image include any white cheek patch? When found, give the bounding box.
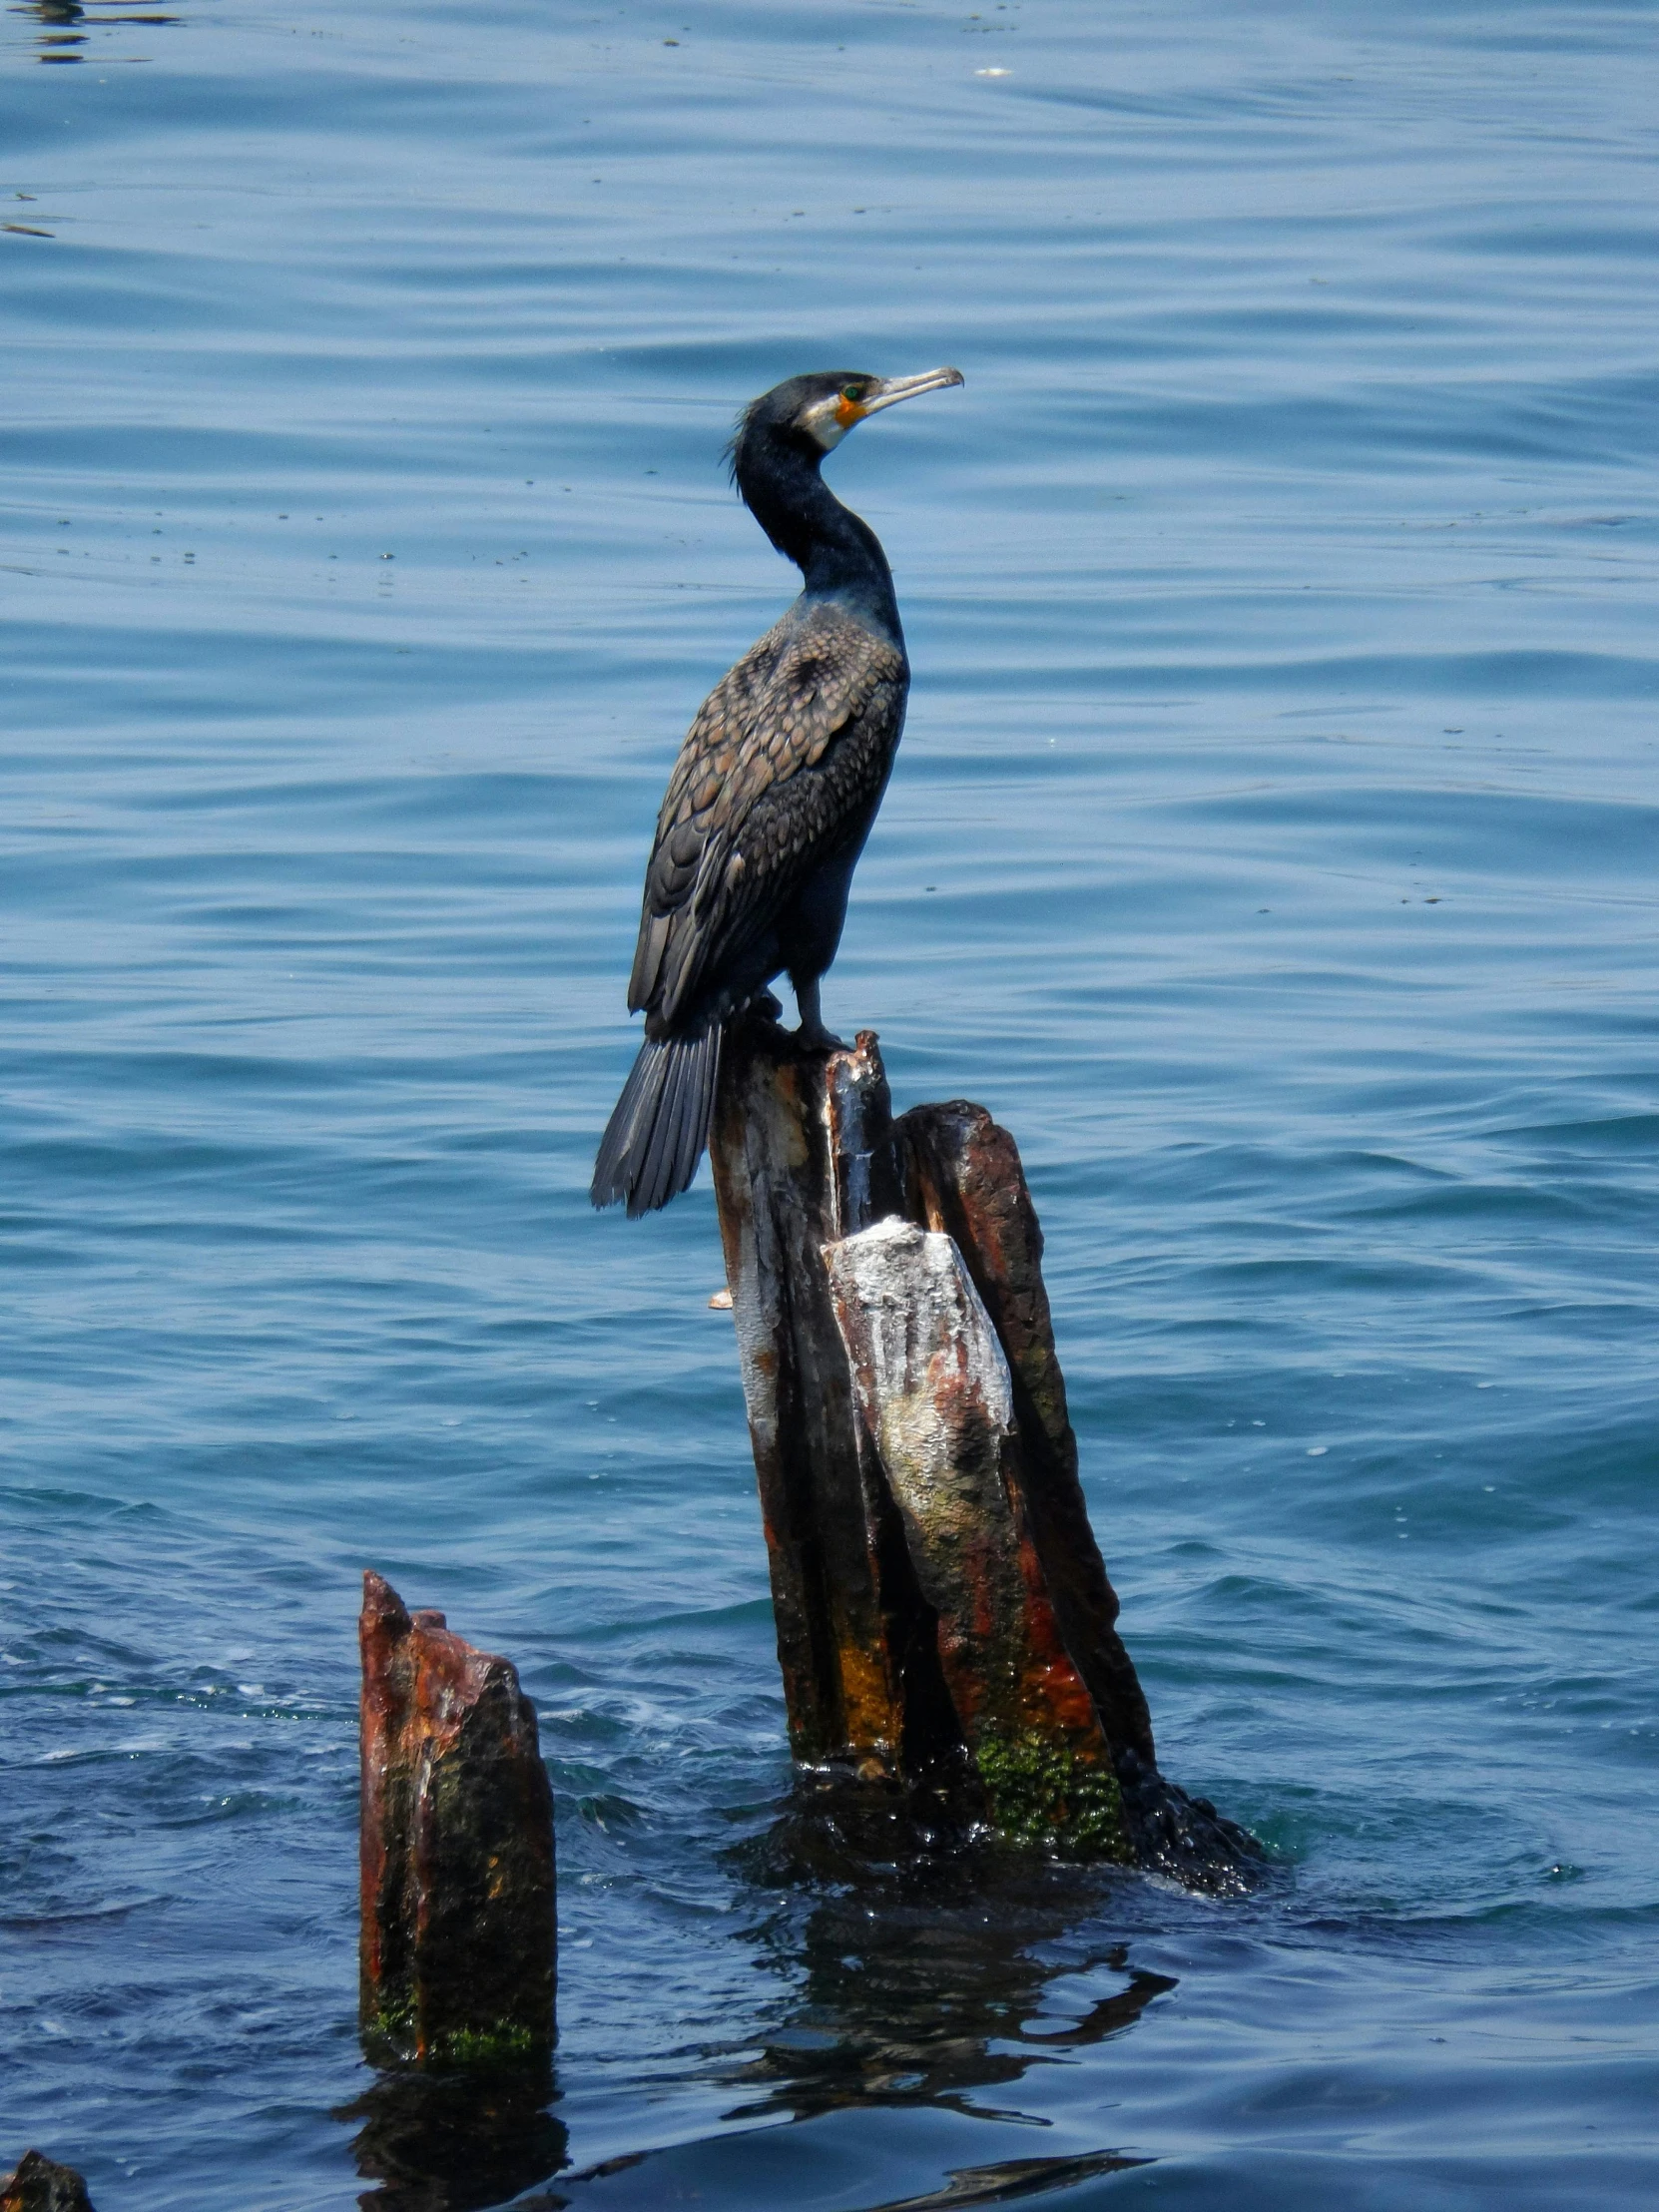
[800,395,852,450]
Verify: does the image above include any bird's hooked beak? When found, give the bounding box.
[855,366,965,418]
[806,366,964,449]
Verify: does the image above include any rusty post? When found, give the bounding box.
[712,1023,1262,1882]
[896,1101,1156,1771]
[824,1219,1131,1858]
[358,1571,556,2062]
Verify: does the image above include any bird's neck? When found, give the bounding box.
[738,440,901,637]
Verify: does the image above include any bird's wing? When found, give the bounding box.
[627,604,906,1026]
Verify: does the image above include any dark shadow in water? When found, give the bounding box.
[10,0,183,66]
[715,1780,1173,2126]
[551,2146,1148,2210]
[537,1799,1168,2207]
[337,2055,568,2212]
[723,1848,1176,2127]
[860,2151,1152,2209]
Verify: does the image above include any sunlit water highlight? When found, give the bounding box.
[3,2,1657,2206]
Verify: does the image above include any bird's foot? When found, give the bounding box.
[751,989,785,1021]
[791,977,840,1050]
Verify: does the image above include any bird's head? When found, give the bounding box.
[728,366,964,479]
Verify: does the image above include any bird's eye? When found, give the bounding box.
[839,384,862,402]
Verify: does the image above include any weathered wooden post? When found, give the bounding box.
[708,1024,931,1782]
[711,1014,1260,1886]
[358,1572,557,2061]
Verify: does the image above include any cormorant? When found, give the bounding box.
[591,365,964,1217]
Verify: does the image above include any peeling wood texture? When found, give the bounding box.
[713,1022,1263,1885]
[359,1571,556,2061]
[824,1219,1130,1860]
[710,1017,936,1778]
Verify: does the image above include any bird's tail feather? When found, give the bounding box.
[590,1025,722,1217]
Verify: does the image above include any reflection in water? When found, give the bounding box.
[720,1787,1177,2129]
[10,0,182,65]
[22,0,86,65]
[538,1822,1170,2206]
[339,2055,568,2212]
[727,1857,1176,2128]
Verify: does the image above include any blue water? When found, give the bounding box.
[4,1,1657,2204]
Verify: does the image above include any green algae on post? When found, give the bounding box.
[358,1572,556,2066]
[975,1733,1132,1862]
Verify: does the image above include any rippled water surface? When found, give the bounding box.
[4,1,1658,2205]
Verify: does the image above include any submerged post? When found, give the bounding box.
[711,1015,1260,1887]
[358,1572,556,2061]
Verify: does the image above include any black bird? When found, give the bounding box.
[591,365,964,1217]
